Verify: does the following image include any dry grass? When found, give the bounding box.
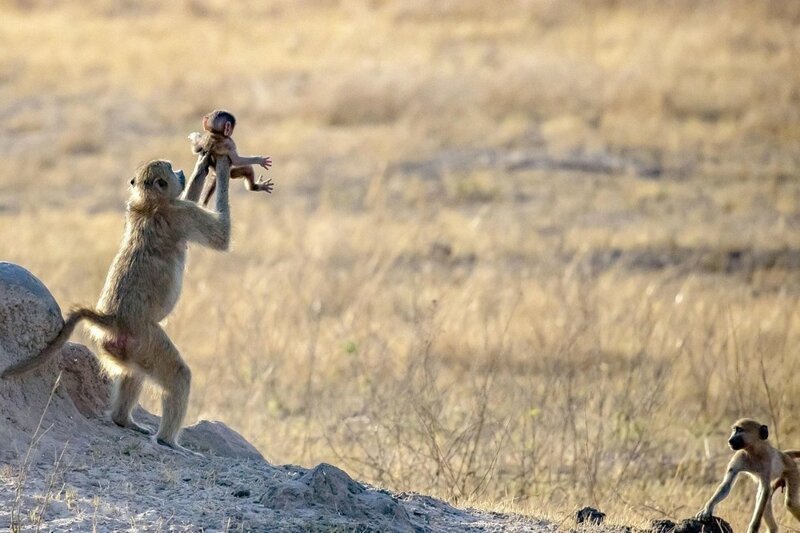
[2,0,800,530]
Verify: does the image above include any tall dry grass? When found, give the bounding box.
[1,0,800,529]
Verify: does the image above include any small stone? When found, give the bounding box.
[576,506,606,525]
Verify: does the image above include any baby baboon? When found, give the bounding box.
[697,419,800,533]
[188,109,273,206]
[2,158,232,456]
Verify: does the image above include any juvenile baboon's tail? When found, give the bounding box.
[1,307,116,378]
[785,450,800,459]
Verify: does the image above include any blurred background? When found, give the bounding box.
[1,0,800,529]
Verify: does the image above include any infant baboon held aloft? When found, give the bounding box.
[188,109,273,206]
[2,157,231,455]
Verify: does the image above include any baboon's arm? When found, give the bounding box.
[177,157,230,251]
[181,152,213,203]
[699,467,739,517]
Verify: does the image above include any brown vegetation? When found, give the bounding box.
[1,1,799,530]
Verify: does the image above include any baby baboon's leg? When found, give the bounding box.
[138,325,192,450]
[231,165,256,189]
[199,170,218,207]
[784,467,800,522]
[233,165,273,194]
[110,373,150,434]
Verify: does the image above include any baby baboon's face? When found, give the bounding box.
[131,160,185,200]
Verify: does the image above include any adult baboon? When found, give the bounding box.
[2,155,230,455]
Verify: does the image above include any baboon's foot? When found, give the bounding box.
[154,436,203,458]
[112,417,153,435]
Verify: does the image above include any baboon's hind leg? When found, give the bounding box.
[136,325,199,456]
[763,490,778,533]
[110,372,151,434]
[784,466,800,523]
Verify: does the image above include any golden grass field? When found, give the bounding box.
[2,0,800,529]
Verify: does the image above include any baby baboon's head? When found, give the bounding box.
[202,109,236,137]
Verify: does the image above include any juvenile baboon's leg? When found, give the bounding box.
[137,325,193,451]
[784,466,800,522]
[763,491,778,533]
[110,373,150,434]
[750,479,772,533]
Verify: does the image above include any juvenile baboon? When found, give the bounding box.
[188,109,273,206]
[2,157,231,456]
[697,419,800,533]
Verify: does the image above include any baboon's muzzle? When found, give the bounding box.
[728,436,745,450]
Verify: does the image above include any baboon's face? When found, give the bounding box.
[729,419,768,450]
[131,160,185,200]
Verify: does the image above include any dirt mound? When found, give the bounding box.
[0,262,548,531]
[651,516,733,533]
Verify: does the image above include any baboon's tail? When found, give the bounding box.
[1,307,116,378]
[785,449,800,459]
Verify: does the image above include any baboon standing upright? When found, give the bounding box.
[2,154,230,455]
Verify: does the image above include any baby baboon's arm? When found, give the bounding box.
[230,152,271,169]
[224,139,271,170]
[177,157,231,250]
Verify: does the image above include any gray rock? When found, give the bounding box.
[0,262,63,373]
[0,262,83,460]
[261,463,413,530]
[180,420,265,460]
[0,262,61,315]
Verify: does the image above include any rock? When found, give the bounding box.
[179,420,265,460]
[59,342,110,418]
[0,262,62,314]
[651,516,732,533]
[0,262,81,462]
[0,262,63,374]
[261,463,413,529]
[576,506,606,525]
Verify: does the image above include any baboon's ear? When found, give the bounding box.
[760,425,769,440]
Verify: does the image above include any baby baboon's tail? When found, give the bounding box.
[785,450,800,459]
[1,307,116,378]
